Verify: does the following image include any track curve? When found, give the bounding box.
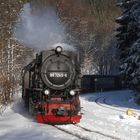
[75,124,121,140]
[54,123,121,140]
[94,96,125,112]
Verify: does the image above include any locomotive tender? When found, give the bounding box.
[22,46,82,124]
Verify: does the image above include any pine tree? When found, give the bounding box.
[124,0,140,89]
[116,0,135,84]
[116,0,135,59]
[127,40,140,88]
[116,0,140,90]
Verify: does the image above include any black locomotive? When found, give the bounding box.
[22,46,82,124]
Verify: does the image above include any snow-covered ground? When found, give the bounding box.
[0,90,140,140]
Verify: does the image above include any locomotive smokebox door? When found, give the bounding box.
[41,52,76,90]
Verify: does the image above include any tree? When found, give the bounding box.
[0,0,33,109]
[14,0,120,75]
[58,0,120,75]
[116,0,135,59]
[116,0,140,90]
[116,0,136,83]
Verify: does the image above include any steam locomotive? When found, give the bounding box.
[22,46,82,124]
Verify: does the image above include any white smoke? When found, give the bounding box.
[14,3,70,51]
[52,43,76,52]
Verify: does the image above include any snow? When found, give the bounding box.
[0,90,140,140]
[79,90,140,140]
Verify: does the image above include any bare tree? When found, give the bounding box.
[0,0,33,111]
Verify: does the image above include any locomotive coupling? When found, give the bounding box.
[52,107,68,116]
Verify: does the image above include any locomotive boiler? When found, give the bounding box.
[22,46,82,124]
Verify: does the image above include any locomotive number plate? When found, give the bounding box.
[49,72,68,78]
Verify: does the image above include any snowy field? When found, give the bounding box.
[0,90,140,140]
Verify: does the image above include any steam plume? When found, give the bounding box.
[14,3,66,51]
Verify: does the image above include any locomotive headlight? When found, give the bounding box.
[70,90,75,96]
[56,46,63,53]
[44,89,50,95]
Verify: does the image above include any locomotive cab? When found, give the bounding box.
[22,45,82,124]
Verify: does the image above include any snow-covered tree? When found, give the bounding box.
[116,0,134,81]
[0,0,33,108]
[116,0,140,90]
[116,0,135,60]
[127,40,140,88]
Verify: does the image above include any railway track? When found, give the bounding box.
[75,124,121,140]
[54,125,88,140]
[95,97,125,113]
[54,123,121,140]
